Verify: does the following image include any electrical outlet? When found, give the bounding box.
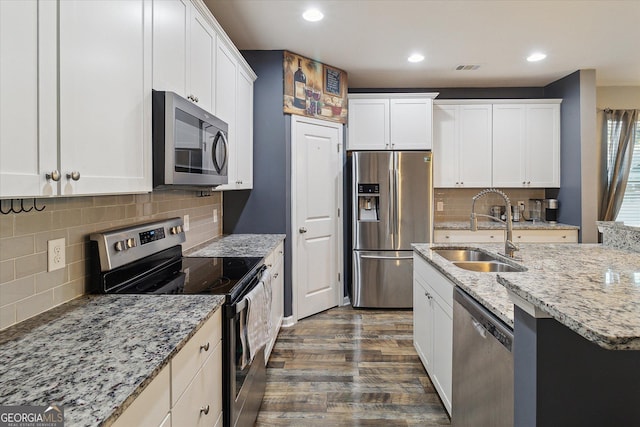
[213,209,218,223]
[183,214,190,232]
[436,201,444,212]
[47,238,66,272]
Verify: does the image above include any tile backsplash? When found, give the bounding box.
[0,190,222,330]
[434,188,546,222]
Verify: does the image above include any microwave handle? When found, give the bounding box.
[212,131,228,174]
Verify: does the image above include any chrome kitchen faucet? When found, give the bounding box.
[470,188,520,259]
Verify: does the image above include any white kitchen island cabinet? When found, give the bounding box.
[433,103,493,188]
[347,93,438,150]
[434,228,578,244]
[413,253,453,415]
[492,102,561,188]
[265,240,285,363]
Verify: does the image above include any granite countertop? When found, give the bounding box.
[185,233,286,258]
[435,220,580,230]
[0,294,224,427]
[413,243,640,350]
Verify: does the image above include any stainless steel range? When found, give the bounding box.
[89,218,267,427]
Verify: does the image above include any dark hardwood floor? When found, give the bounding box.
[256,306,451,426]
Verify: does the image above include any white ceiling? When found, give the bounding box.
[203,0,640,89]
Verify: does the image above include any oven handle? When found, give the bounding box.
[227,264,268,318]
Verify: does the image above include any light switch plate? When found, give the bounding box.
[47,238,66,272]
[436,201,444,212]
[183,214,190,232]
[213,209,218,223]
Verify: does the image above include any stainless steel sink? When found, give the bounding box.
[452,261,526,273]
[433,248,501,262]
[433,248,526,272]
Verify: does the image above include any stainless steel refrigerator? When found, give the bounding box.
[351,151,433,308]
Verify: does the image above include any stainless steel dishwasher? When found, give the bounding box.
[452,287,514,426]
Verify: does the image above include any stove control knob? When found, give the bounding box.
[170,225,183,235]
[114,241,124,252]
[126,238,136,248]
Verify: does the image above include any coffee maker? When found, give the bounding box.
[543,199,559,223]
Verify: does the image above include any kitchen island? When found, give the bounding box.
[413,242,640,426]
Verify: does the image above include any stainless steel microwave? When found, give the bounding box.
[152,90,228,188]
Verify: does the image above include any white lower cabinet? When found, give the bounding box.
[113,309,222,427]
[434,228,578,243]
[265,240,285,363]
[413,253,453,415]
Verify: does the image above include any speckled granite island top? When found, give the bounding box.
[435,220,579,230]
[185,233,286,258]
[0,294,224,427]
[413,243,640,350]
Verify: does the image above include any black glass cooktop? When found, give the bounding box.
[103,254,262,297]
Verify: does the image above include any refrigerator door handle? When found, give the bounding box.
[360,254,414,260]
[394,167,400,244]
[389,167,395,246]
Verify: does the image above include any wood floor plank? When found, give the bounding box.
[256,306,451,426]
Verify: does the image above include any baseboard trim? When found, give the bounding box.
[281,315,295,328]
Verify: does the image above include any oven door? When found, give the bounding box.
[223,269,267,427]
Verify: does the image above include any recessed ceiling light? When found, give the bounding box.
[302,8,324,22]
[408,53,425,63]
[527,52,547,62]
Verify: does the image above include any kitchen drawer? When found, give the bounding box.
[171,309,221,406]
[112,363,170,427]
[513,229,578,243]
[265,241,284,270]
[413,254,453,309]
[172,342,222,427]
[434,229,505,243]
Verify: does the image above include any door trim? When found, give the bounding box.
[290,115,344,324]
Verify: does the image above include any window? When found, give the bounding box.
[608,117,640,226]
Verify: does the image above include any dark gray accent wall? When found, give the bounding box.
[544,71,583,240]
[223,50,295,317]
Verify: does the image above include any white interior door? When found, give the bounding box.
[292,116,342,321]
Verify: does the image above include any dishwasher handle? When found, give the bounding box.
[454,287,513,352]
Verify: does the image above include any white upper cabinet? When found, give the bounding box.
[58,0,152,196]
[492,102,561,188]
[347,93,438,150]
[390,98,433,149]
[0,0,57,198]
[433,104,492,188]
[233,67,254,189]
[347,98,390,150]
[152,0,216,113]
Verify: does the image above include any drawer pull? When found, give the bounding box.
[200,405,210,415]
[200,342,210,352]
[273,273,279,279]
[424,291,432,300]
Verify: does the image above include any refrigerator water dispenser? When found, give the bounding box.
[357,183,380,221]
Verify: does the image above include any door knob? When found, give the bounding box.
[299,227,307,234]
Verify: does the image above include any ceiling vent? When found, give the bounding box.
[455,65,480,71]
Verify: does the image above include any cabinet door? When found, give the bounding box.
[526,104,560,187]
[413,275,433,371]
[458,105,492,187]
[214,41,237,189]
[0,0,57,198]
[390,98,433,149]
[152,0,189,97]
[233,66,254,189]
[189,8,216,113]
[58,0,152,195]
[432,105,458,187]
[111,364,170,427]
[347,98,390,150]
[492,104,526,187]
[432,298,453,414]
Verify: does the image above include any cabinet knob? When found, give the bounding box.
[274,273,279,279]
[562,235,567,239]
[299,227,307,234]
[200,342,210,352]
[527,181,531,185]
[67,171,80,181]
[490,235,495,238]
[424,291,432,300]
[522,181,526,185]
[460,182,464,185]
[45,170,61,182]
[455,182,459,185]
[200,405,210,415]
[445,235,450,239]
